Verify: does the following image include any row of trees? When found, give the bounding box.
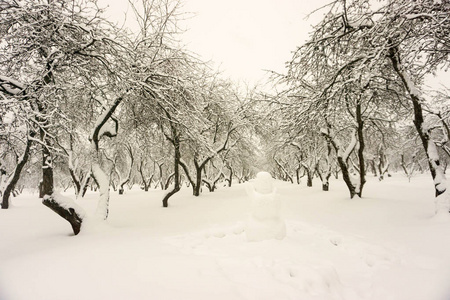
[1,0,449,235]
[0,0,263,234]
[268,0,450,214]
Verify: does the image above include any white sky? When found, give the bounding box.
[102,0,330,86]
[102,0,448,89]
[178,0,330,85]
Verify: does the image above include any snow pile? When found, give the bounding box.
[245,172,286,242]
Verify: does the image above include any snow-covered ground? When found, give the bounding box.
[1,174,450,300]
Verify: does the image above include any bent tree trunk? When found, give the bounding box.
[162,135,181,207]
[41,128,84,234]
[322,127,360,198]
[42,195,84,235]
[90,97,122,219]
[1,132,34,209]
[336,156,357,198]
[389,47,448,214]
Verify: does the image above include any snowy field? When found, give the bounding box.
[1,174,450,300]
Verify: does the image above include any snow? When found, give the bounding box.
[0,75,25,91]
[44,192,86,219]
[98,122,117,139]
[2,111,15,124]
[91,163,110,220]
[402,71,421,97]
[1,174,450,300]
[89,108,115,142]
[342,129,356,161]
[245,172,286,242]
[405,13,436,20]
[424,140,449,213]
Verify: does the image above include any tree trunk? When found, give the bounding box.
[370,160,378,177]
[323,128,357,199]
[164,172,175,190]
[2,132,33,209]
[69,167,81,197]
[356,100,366,197]
[337,155,357,198]
[39,130,54,198]
[92,161,110,219]
[42,196,83,235]
[157,163,165,190]
[296,166,301,185]
[80,173,91,198]
[162,138,181,207]
[389,47,448,213]
[306,170,313,187]
[194,166,202,196]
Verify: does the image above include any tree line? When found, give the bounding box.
[267,0,450,213]
[1,0,449,235]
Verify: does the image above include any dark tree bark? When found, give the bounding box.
[164,172,175,190]
[162,138,180,207]
[193,160,203,196]
[202,172,223,192]
[356,100,366,196]
[138,160,153,191]
[42,197,83,235]
[2,132,34,209]
[118,144,134,195]
[389,46,447,205]
[80,175,91,198]
[183,127,235,196]
[305,168,313,187]
[38,120,54,198]
[90,97,122,220]
[322,127,358,199]
[296,166,302,185]
[69,168,81,197]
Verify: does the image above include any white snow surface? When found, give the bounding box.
[245,173,286,242]
[2,111,15,125]
[1,174,450,300]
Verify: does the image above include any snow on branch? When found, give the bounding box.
[342,129,357,162]
[89,97,122,150]
[42,193,86,235]
[0,75,26,96]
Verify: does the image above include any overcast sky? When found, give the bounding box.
[102,0,448,89]
[102,0,330,86]
[179,0,330,85]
